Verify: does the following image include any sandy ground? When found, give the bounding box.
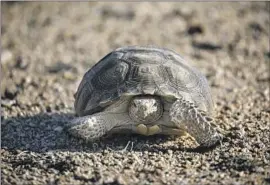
[1,2,270,185]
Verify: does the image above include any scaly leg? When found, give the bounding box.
[170,98,223,147]
[67,112,133,141]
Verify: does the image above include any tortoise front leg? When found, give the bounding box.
[66,112,133,141]
[170,99,223,147]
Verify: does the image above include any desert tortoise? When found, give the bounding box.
[67,46,222,147]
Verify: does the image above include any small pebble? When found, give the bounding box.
[54,126,63,132]
[1,50,13,64]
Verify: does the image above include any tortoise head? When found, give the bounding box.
[129,95,163,124]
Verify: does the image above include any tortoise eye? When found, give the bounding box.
[132,102,137,107]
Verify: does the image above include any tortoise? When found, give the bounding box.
[67,46,222,147]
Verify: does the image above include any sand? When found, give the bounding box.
[1,2,270,185]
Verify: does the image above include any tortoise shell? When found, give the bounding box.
[74,46,213,116]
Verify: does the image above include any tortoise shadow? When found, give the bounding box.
[1,112,221,154]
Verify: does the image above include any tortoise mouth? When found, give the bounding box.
[128,95,163,124]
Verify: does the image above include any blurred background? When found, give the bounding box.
[2,2,269,116]
[1,2,270,185]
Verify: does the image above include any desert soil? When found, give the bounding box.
[1,2,270,185]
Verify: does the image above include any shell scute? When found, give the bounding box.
[74,46,213,116]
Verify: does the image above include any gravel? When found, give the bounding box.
[1,2,270,185]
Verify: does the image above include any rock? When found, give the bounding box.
[15,56,29,69]
[1,50,13,64]
[1,99,16,108]
[54,126,63,132]
[47,62,73,73]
